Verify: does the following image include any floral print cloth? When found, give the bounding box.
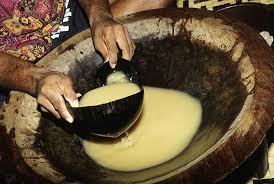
[0,0,65,61]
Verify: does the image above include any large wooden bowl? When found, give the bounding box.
[0,8,274,184]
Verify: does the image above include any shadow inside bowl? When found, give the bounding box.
[37,37,247,183]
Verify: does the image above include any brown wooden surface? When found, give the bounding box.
[0,8,273,184]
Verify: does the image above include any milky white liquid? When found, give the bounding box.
[81,87,202,172]
[79,82,140,106]
[106,71,129,85]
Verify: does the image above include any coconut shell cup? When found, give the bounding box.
[95,57,142,86]
[68,59,144,138]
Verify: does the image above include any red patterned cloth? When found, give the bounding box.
[0,0,65,61]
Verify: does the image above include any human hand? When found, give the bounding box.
[36,72,79,123]
[90,13,135,68]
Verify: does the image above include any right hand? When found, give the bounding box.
[36,72,79,123]
[90,13,135,68]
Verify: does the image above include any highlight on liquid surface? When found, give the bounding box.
[81,87,202,172]
[79,82,140,107]
[106,71,129,85]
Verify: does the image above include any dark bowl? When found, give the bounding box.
[95,58,142,86]
[69,89,144,138]
[18,8,273,184]
[69,59,144,138]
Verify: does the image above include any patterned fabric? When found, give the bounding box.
[177,0,274,10]
[0,0,65,61]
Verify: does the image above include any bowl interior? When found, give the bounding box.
[37,36,247,183]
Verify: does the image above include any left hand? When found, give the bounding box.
[36,71,79,123]
[90,13,135,68]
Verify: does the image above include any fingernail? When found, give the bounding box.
[110,63,116,68]
[71,99,79,107]
[76,93,82,97]
[66,116,73,123]
[104,56,109,63]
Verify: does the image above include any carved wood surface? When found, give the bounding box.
[0,8,273,184]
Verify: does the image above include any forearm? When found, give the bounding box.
[78,0,112,23]
[0,53,47,96]
[111,0,176,18]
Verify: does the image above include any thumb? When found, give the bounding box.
[64,89,79,108]
[57,78,79,108]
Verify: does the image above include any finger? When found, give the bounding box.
[94,36,109,62]
[58,79,79,108]
[37,95,61,119]
[47,91,74,123]
[123,27,135,59]
[113,26,131,61]
[103,26,118,68]
[40,106,48,112]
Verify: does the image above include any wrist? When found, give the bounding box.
[89,12,113,26]
[27,67,50,96]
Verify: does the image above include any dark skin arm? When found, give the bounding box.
[78,0,135,68]
[0,53,41,95]
[0,0,135,123]
[0,53,78,123]
[78,0,112,17]
[110,0,176,17]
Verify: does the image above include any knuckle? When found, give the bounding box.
[39,85,49,94]
[49,98,57,106]
[51,97,61,106]
[63,76,72,84]
[52,101,62,111]
[107,42,118,52]
[109,49,118,56]
[37,95,44,104]
[47,94,60,105]
[94,36,103,45]
[108,52,115,58]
